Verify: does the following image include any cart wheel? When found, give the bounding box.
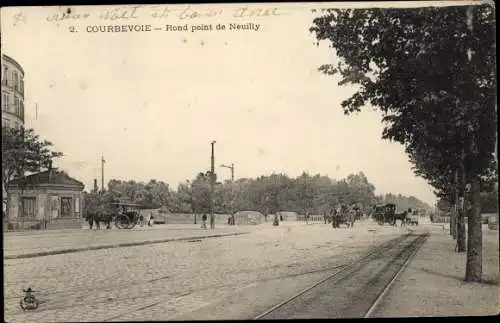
[20,299,26,310]
[115,215,129,229]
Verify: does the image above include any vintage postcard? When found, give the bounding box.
[1,1,497,321]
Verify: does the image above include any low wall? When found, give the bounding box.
[163,213,233,225]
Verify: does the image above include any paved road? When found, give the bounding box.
[4,220,415,322]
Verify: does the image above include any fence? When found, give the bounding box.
[296,215,327,223]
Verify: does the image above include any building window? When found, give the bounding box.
[14,97,19,115]
[75,197,80,213]
[21,197,36,218]
[1,93,7,111]
[13,72,18,90]
[51,196,59,218]
[2,65,8,85]
[61,197,72,217]
[20,78,24,95]
[6,93,12,113]
[20,101,24,119]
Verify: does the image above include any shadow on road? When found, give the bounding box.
[419,267,499,286]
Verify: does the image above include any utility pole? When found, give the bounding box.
[210,141,216,229]
[101,156,106,194]
[221,163,235,225]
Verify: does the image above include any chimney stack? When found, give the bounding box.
[94,179,98,192]
[48,160,53,183]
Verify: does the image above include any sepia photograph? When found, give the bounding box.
[1,1,498,321]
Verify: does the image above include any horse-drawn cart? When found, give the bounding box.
[111,201,142,229]
[373,203,396,225]
[85,198,142,230]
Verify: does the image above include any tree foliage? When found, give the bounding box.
[310,4,496,281]
[94,171,431,217]
[106,179,174,209]
[2,127,64,189]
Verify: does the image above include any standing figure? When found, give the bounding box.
[331,208,339,228]
[273,213,279,226]
[201,213,207,229]
[348,207,356,228]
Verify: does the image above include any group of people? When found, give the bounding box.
[323,204,361,228]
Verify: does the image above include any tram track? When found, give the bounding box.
[254,233,428,319]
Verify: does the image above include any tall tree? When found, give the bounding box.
[310,5,496,281]
[2,127,64,190]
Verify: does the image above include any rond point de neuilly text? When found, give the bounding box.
[85,22,261,33]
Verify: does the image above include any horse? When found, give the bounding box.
[393,211,408,227]
[86,212,113,230]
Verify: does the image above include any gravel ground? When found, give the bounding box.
[4,220,408,322]
[372,221,499,317]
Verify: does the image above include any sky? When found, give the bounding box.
[2,3,473,206]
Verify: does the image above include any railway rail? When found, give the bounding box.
[254,233,429,319]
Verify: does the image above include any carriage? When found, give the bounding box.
[110,201,142,229]
[373,203,397,225]
[85,198,142,230]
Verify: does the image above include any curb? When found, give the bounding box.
[4,232,249,260]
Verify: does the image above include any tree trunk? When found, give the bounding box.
[450,205,457,239]
[456,205,466,252]
[456,166,466,252]
[465,176,482,282]
[451,171,459,239]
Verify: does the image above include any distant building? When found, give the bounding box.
[1,54,25,129]
[6,169,85,230]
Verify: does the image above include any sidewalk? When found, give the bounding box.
[3,224,260,259]
[372,223,499,317]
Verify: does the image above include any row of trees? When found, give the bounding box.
[310,4,496,282]
[83,172,432,218]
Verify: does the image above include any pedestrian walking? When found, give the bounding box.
[202,213,207,229]
[273,214,279,226]
[148,213,154,227]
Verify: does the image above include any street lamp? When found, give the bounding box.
[221,163,235,225]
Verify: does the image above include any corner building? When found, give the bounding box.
[2,54,25,129]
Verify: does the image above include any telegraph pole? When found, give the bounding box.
[210,141,216,229]
[221,163,235,225]
[101,156,105,194]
